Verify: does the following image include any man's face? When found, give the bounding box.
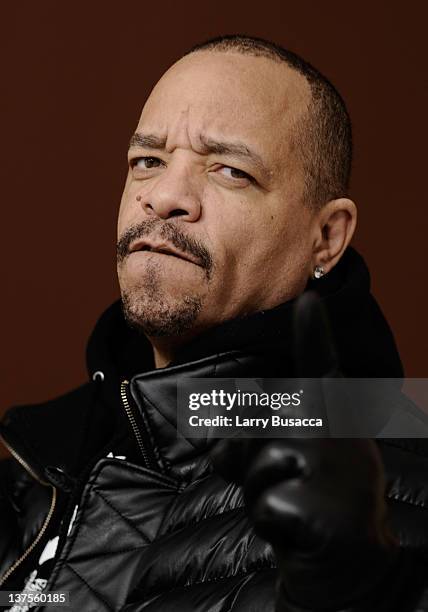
[117,51,317,338]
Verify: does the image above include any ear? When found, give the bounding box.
[311,198,357,275]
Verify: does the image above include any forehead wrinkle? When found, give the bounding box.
[128,128,274,184]
[163,106,192,153]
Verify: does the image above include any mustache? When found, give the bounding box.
[116,219,214,279]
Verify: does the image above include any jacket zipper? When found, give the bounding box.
[0,434,57,588]
[120,379,155,469]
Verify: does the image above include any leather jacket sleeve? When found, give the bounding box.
[0,458,24,576]
[0,457,51,579]
[275,548,428,612]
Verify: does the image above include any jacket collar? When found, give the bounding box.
[129,348,291,479]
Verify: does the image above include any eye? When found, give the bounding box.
[130,156,164,170]
[218,166,253,181]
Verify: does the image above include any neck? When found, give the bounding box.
[152,346,173,368]
[148,336,186,369]
[147,324,211,368]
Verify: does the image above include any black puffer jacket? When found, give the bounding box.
[1,248,428,611]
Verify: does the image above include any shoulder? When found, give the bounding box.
[0,457,35,501]
[0,381,100,484]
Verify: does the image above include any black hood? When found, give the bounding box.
[86,247,404,385]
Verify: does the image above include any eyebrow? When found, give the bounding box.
[128,132,272,183]
[129,133,166,150]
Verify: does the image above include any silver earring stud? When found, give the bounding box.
[313,265,325,279]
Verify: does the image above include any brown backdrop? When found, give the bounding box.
[1,1,427,427]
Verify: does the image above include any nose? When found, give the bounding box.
[138,163,202,222]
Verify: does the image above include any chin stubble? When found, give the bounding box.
[121,287,202,337]
[118,220,210,337]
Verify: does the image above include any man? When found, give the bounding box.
[1,35,427,611]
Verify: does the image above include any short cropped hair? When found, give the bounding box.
[185,35,352,207]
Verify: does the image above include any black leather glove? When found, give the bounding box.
[211,292,402,611]
[212,437,400,610]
